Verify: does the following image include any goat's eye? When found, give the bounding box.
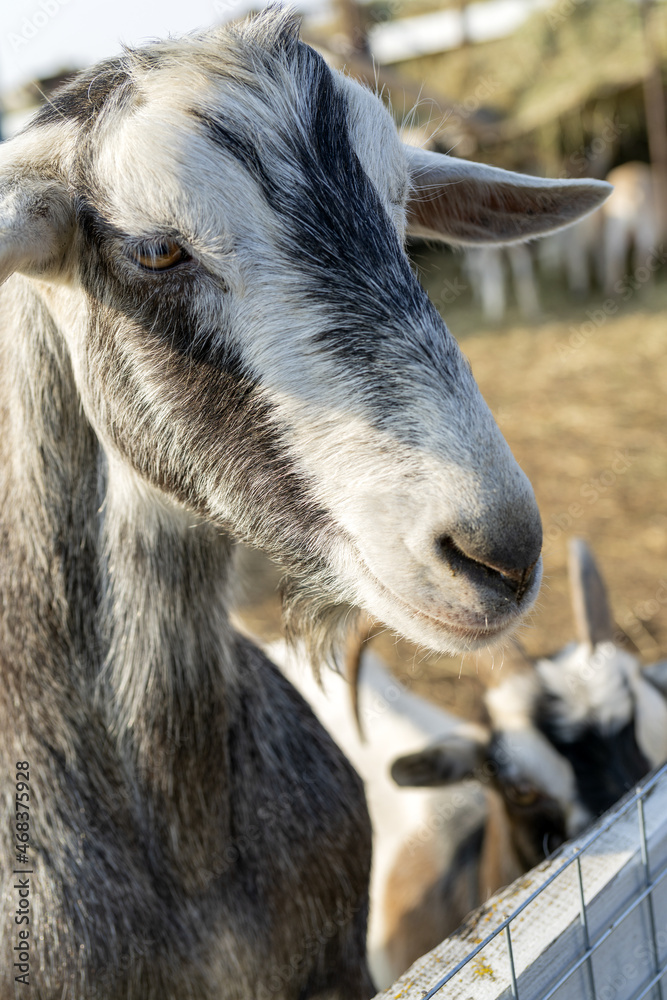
[129,240,188,271]
[505,784,540,807]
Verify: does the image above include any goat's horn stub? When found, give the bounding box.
[345,625,366,743]
[568,537,614,647]
[344,616,384,743]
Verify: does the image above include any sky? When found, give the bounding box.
[1,0,326,94]
[4,0,664,92]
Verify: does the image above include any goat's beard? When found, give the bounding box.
[278,557,362,677]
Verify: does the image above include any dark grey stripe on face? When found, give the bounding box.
[194,42,413,299]
[31,59,137,130]
[193,42,458,416]
[536,695,650,818]
[76,197,339,577]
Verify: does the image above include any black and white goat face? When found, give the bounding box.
[0,12,611,654]
[482,640,667,836]
[389,644,658,847]
[392,641,667,840]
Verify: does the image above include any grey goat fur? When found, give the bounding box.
[0,9,611,998]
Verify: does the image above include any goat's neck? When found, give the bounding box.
[0,282,100,672]
[101,454,236,767]
[0,279,236,865]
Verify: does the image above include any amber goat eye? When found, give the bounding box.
[131,241,187,271]
[506,784,540,807]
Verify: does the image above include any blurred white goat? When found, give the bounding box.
[464,161,664,319]
[602,161,663,292]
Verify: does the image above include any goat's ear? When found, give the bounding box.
[404,147,612,246]
[390,730,488,787]
[0,176,74,286]
[568,537,614,648]
[643,661,667,699]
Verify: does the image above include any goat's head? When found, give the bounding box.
[0,12,611,655]
[390,726,568,866]
[505,539,667,827]
[391,539,667,842]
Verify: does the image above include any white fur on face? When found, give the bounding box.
[535,641,667,766]
[493,727,584,835]
[485,675,583,833]
[535,642,635,738]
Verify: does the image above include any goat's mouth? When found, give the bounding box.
[355,550,541,652]
[386,590,526,645]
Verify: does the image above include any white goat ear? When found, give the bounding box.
[390,730,488,787]
[0,177,74,286]
[568,537,614,648]
[643,661,667,699]
[404,147,612,246]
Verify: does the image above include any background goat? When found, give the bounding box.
[464,243,540,324]
[602,161,663,292]
[462,159,662,321]
[0,10,610,998]
[274,538,667,987]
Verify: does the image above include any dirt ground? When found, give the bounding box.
[233,251,667,723]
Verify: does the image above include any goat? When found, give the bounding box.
[463,159,664,319]
[602,161,663,293]
[387,538,667,981]
[537,210,605,298]
[463,243,540,324]
[539,163,663,299]
[274,539,667,987]
[0,10,610,998]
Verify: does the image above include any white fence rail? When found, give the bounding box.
[375,763,667,1000]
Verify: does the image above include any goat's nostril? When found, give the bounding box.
[437,535,537,603]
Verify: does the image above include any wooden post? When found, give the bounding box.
[457,0,471,47]
[639,0,667,236]
[335,0,370,57]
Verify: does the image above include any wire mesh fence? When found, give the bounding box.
[376,762,667,1000]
